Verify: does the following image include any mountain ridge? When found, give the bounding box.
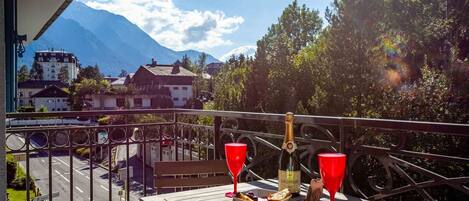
[20,1,219,76]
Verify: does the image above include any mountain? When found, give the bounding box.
[220,45,257,62]
[20,1,219,75]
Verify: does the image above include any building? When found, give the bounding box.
[87,60,196,110]
[17,80,68,107]
[129,59,196,107]
[34,49,80,83]
[31,85,70,111]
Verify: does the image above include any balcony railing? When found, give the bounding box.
[5,109,469,200]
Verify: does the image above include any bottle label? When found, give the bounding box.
[278,169,301,193]
[282,141,297,154]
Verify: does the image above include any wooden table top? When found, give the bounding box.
[140,179,366,201]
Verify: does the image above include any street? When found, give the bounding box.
[8,133,141,201]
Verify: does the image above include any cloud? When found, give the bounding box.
[220,45,257,61]
[82,0,244,51]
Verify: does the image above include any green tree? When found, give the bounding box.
[58,66,69,83]
[181,54,192,70]
[213,57,251,111]
[197,53,207,72]
[29,62,43,80]
[17,65,29,83]
[76,65,103,82]
[246,0,323,113]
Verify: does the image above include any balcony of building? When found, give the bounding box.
[4,109,469,201]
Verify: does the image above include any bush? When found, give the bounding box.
[75,148,91,158]
[6,154,17,186]
[9,163,35,190]
[17,106,35,113]
[98,116,111,125]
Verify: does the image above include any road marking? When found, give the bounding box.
[41,159,45,163]
[55,170,70,183]
[100,185,109,191]
[86,176,90,180]
[55,157,86,176]
[75,186,84,193]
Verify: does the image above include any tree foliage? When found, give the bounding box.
[58,66,69,83]
[29,62,43,80]
[17,65,29,83]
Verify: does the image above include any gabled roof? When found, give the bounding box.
[18,80,68,89]
[111,77,126,85]
[32,85,69,98]
[142,65,196,77]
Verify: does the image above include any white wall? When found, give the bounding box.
[38,59,78,82]
[33,97,70,111]
[166,85,193,107]
[18,88,43,106]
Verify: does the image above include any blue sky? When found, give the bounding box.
[81,0,332,60]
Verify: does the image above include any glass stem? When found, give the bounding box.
[234,174,238,193]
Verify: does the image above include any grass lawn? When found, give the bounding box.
[7,163,37,201]
[7,188,29,201]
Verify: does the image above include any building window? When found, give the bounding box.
[116,98,125,107]
[51,76,56,79]
[182,87,188,90]
[173,87,179,90]
[28,92,32,97]
[51,69,55,73]
[173,97,179,101]
[52,108,55,111]
[19,92,23,97]
[38,57,43,62]
[63,108,67,111]
[134,98,142,107]
[56,108,60,111]
[63,99,67,102]
[183,97,187,101]
[64,58,69,62]
[57,99,60,102]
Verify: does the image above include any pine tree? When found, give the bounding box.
[58,66,69,83]
[17,65,29,82]
[29,62,43,80]
[197,53,207,72]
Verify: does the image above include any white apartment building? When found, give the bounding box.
[34,49,80,83]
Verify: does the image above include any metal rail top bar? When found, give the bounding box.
[6,108,469,135]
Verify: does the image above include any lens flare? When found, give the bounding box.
[380,33,410,87]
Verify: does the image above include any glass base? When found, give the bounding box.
[225,192,236,198]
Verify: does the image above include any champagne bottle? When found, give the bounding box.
[278,112,301,196]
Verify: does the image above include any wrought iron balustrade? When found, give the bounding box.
[5,109,469,200]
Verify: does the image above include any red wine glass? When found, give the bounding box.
[224,143,247,198]
[318,153,346,201]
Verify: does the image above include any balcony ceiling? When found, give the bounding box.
[17,0,72,44]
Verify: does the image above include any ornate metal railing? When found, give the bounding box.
[5,109,469,200]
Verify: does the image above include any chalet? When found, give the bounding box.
[89,60,195,110]
[31,85,70,111]
[18,80,68,106]
[128,59,196,107]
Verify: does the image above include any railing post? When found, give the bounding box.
[339,118,345,153]
[214,116,222,159]
[174,112,178,161]
[339,118,346,193]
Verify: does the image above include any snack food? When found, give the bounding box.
[267,188,292,201]
[233,192,258,201]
